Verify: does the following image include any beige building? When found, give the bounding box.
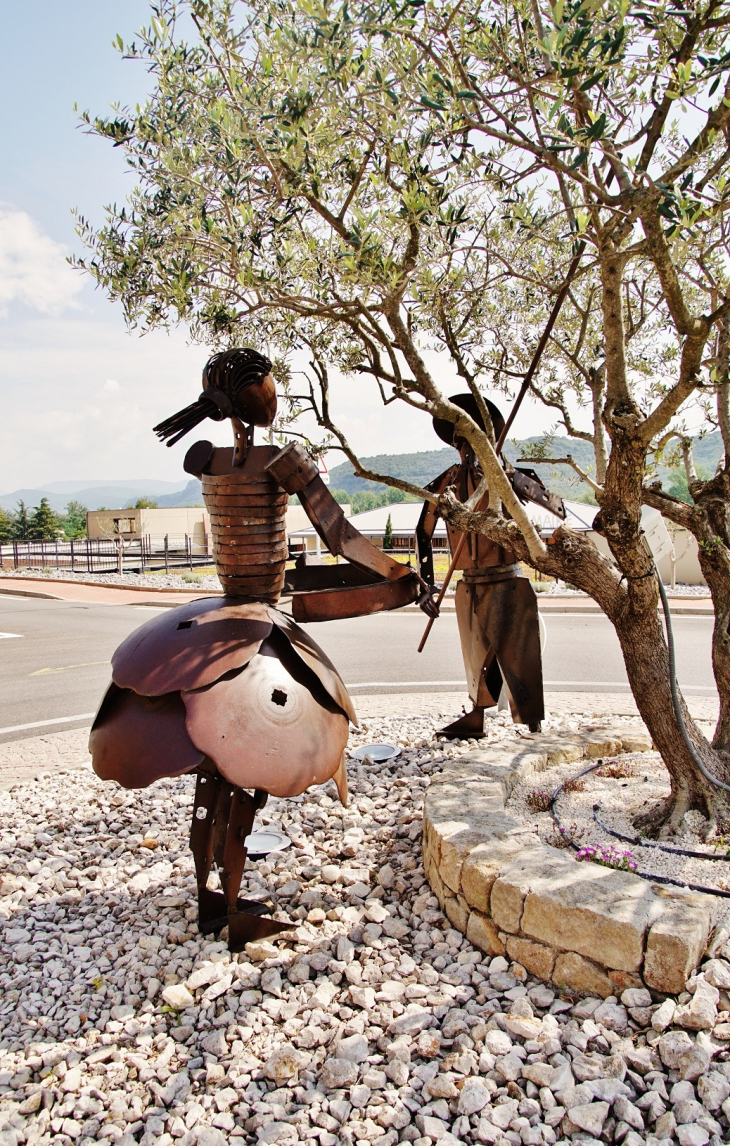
[87,504,323,555]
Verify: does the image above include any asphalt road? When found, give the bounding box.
[0,594,716,743]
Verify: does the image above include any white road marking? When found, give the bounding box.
[0,713,96,736]
[0,632,22,639]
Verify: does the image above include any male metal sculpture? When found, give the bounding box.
[416,393,566,739]
[89,348,433,949]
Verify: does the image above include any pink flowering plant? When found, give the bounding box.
[575,844,638,872]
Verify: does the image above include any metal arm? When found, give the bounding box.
[415,466,460,588]
[266,443,436,621]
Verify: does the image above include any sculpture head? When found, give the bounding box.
[153,347,277,446]
[202,348,277,427]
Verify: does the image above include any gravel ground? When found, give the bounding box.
[0,570,223,592]
[506,754,730,914]
[2,714,730,1146]
[0,569,710,598]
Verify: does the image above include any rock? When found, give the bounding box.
[378,864,395,888]
[676,1125,709,1146]
[197,1131,229,1146]
[702,958,730,989]
[457,1078,492,1115]
[263,1045,308,1083]
[621,988,652,1008]
[652,998,676,1031]
[614,1096,644,1131]
[427,1075,459,1100]
[320,1057,358,1089]
[390,1008,434,1036]
[697,1069,730,1110]
[475,1117,502,1144]
[569,1102,610,1136]
[4,927,31,944]
[522,1062,554,1087]
[261,968,283,997]
[350,985,377,1009]
[416,1030,442,1058]
[245,939,279,961]
[670,1081,696,1103]
[336,1034,370,1063]
[385,1059,409,1086]
[310,979,338,1009]
[257,1123,298,1144]
[654,1111,677,1140]
[495,1052,524,1081]
[552,951,613,998]
[200,1029,227,1057]
[161,983,194,1009]
[658,1029,694,1069]
[678,1043,711,1081]
[382,915,411,939]
[674,1098,705,1124]
[503,1014,544,1040]
[644,898,712,995]
[593,1000,629,1031]
[675,980,719,1031]
[416,1113,449,1141]
[484,1030,513,1055]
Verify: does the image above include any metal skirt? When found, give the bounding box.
[90,599,355,800]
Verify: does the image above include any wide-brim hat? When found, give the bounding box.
[433,392,505,447]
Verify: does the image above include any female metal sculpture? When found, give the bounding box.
[89,349,430,948]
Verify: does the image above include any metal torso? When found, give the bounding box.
[202,445,288,603]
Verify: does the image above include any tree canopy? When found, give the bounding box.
[76,0,730,828]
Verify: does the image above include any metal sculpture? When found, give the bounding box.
[90,349,433,949]
[416,393,566,739]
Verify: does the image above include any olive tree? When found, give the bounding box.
[75,0,730,833]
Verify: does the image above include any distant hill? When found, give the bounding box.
[3,431,722,515]
[127,480,203,508]
[0,479,189,514]
[328,431,725,503]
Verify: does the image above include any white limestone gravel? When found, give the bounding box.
[507,752,730,915]
[1,713,729,1146]
[0,570,222,591]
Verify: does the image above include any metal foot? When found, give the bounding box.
[438,707,486,740]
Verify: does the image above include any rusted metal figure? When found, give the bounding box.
[90,349,432,949]
[416,394,565,740]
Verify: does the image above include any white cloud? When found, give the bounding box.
[0,206,83,316]
[104,378,120,391]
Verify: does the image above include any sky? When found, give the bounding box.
[0,1,566,497]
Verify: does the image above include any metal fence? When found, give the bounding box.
[0,535,212,575]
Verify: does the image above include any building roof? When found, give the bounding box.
[288,498,597,538]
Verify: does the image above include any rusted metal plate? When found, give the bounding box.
[182,638,349,797]
[210,522,286,537]
[205,444,281,477]
[90,682,204,788]
[455,577,544,725]
[112,598,273,694]
[220,579,285,602]
[268,608,357,725]
[214,560,287,576]
[290,573,419,624]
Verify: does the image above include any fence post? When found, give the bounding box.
[13,541,18,570]
[187,534,193,571]
[87,538,91,574]
[71,538,75,571]
[164,535,169,574]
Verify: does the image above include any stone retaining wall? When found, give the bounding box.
[422,727,716,997]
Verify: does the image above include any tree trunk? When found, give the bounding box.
[605,589,730,834]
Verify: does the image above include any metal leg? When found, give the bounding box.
[189,767,294,950]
